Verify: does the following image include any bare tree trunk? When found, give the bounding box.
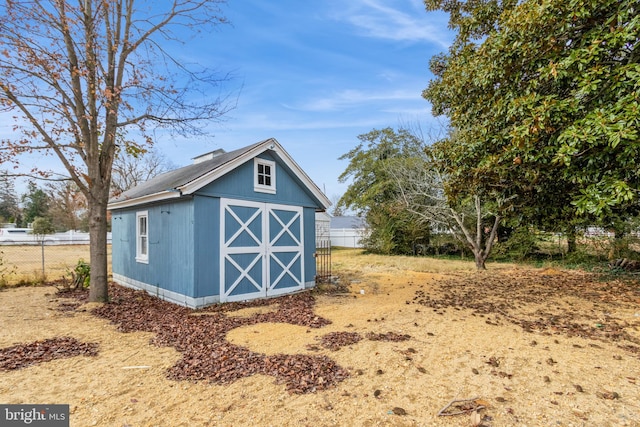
[451,196,500,271]
[88,188,109,302]
[474,254,486,270]
[566,226,577,254]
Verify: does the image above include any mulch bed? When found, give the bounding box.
[60,284,417,394]
[410,269,640,356]
[307,331,412,352]
[0,337,98,371]
[58,285,349,393]
[56,301,82,312]
[85,285,347,394]
[314,332,363,351]
[365,332,412,342]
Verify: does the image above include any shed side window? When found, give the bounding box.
[254,158,276,194]
[136,211,149,263]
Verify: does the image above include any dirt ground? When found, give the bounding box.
[0,251,639,427]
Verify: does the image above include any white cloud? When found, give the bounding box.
[295,88,421,112]
[330,0,452,49]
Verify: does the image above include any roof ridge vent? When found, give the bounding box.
[193,149,226,164]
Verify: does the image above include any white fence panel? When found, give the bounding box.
[331,228,365,248]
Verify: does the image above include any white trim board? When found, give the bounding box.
[112,273,219,309]
[111,274,318,308]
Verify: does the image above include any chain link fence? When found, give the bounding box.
[0,242,111,285]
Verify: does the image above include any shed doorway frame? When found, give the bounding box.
[220,198,305,302]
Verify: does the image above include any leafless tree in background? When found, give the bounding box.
[111,148,176,196]
[387,142,501,270]
[0,0,234,301]
[47,181,88,232]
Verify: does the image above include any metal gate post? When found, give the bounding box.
[315,240,331,283]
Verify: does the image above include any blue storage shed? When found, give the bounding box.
[107,138,331,307]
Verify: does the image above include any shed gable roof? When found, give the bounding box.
[108,138,330,210]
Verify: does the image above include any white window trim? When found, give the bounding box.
[136,210,149,264]
[254,158,276,194]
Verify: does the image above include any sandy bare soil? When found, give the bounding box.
[0,252,639,427]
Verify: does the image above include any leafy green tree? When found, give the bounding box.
[21,182,50,226]
[338,128,429,254]
[32,216,55,283]
[31,216,55,238]
[423,0,640,225]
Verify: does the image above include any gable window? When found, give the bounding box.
[254,158,276,194]
[136,211,149,263]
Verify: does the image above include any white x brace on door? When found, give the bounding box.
[220,198,304,302]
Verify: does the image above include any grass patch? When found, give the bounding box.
[331,248,511,278]
[0,245,111,286]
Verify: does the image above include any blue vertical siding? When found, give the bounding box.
[154,201,195,296]
[111,200,196,297]
[193,195,220,298]
[110,209,132,275]
[192,152,322,294]
[303,207,317,283]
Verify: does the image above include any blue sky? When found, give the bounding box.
[158,0,454,204]
[3,0,453,203]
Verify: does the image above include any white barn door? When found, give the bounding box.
[220,198,304,302]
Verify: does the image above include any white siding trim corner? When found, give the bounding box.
[112,273,219,308]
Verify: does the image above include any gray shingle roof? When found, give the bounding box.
[109,140,265,204]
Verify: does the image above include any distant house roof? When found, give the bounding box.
[108,138,331,210]
[315,211,331,222]
[330,216,366,229]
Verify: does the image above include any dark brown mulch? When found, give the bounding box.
[89,284,349,394]
[411,270,640,356]
[0,337,99,371]
[365,332,412,342]
[307,331,415,353]
[55,301,82,312]
[263,354,349,394]
[316,332,363,351]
